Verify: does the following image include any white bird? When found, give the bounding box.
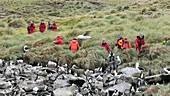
[84,69,93,76]
[96,75,103,81]
[33,87,39,93]
[94,67,102,73]
[48,61,57,68]
[116,56,121,65]
[76,34,91,40]
[112,89,119,96]
[76,31,91,40]
[16,59,23,64]
[164,67,170,74]
[0,59,4,67]
[22,45,29,53]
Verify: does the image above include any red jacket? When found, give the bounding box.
[135,36,145,51]
[39,23,46,33]
[28,24,36,34]
[53,36,63,45]
[52,23,57,32]
[100,43,110,53]
[69,40,80,52]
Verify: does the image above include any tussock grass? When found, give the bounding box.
[0,27,15,35]
[0,0,170,72]
[8,19,27,28]
[0,21,6,28]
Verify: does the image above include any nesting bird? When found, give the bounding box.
[76,31,91,40]
[22,45,29,53]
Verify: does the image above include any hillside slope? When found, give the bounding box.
[1,0,170,66]
[0,0,170,95]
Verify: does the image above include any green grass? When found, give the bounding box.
[0,0,170,94]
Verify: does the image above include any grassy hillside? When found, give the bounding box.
[0,0,170,68]
[0,0,170,94]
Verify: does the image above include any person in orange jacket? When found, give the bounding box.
[27,21,36,34]
[39,20,46,33]
[69,38,80,52]
[100,38,110,53]
[135,34,145,55]
[53,36,63,45]
[122,37,132,49]
[52,22,58,32]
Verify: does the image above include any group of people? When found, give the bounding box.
[100,34,145,55]
[53,34,145,54]
[53,36,80,53]
[100,34,170,56]
[27,20,58,34]
[54,34,170,55]
[27,20,169,54]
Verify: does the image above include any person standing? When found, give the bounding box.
[69,38,80,52]
[48,21,52,30]
[27,21,36,34]
[100,38,110,53]
[39,20,46,33]
[135,34,145,55]
[52,22,57,32]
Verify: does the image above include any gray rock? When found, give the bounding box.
[53,84,78,96]
[120,67,141,77]
[53,80,70,88]
[106,82,132,93]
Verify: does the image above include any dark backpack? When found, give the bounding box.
[27,26,30,32]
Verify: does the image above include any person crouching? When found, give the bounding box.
[100,38,110,53]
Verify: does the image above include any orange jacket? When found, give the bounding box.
[69,40,80,52]
[122,42,132,49]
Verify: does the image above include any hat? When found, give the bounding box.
[118,34,122,39]
[164,36,168,39]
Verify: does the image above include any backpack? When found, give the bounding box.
[139,40,142,47]
[117,39,123,46]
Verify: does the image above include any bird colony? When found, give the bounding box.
[0,54,170,96]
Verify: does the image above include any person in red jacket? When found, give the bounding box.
[122,37,132,49]
[53,36,63,45]
[39,20,46,33]
[100,38,110,53]
[52,22,58,32]
[135,34,145,55]
[115,35,124,49]
[27,21,36,34]
[69,38,80,52]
